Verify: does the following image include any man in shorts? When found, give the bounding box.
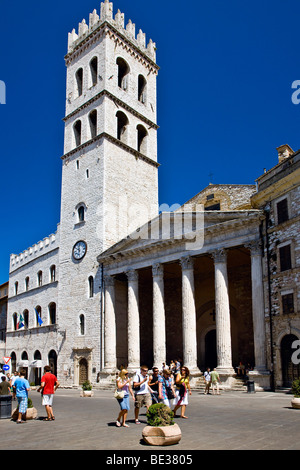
[14,370,30,423]
[133,365,152,424]
[37,365,59,421]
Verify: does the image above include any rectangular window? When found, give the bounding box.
[282,293,294,315]
[277,198,289,224]
[279,244,292,272]
[205,203,220,211]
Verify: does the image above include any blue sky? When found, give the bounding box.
[0,0,300,285]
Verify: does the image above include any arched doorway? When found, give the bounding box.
[205,329,217,370]
[281,334,300,387]
[79,358,88,385]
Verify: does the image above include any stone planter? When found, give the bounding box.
[80,390,94,397]
[291,397,300,409]
[142,423,182,446]
[11,406,38,421]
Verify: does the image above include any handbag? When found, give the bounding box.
[163,378,175,399]
[114,389,125,399]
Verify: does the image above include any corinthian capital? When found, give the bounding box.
[180,256,194,271]
[211,248,227,264]
[152,263,164,278]
[126,269,139,282]
[245,240,262,256]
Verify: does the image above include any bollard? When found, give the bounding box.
[0,395,12,419]
[247,380,255,393]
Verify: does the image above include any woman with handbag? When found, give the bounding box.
[172,366,192,419]
[115,369,135,427]
[158,369,176,407]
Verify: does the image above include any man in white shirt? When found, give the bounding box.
[133,365,152,424]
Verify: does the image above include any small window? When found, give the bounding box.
[89,110,97,138]
[89,276,94,298]
[37,271,43,287]
[90,57,98,86]
[116,57,129,90]
[137,125,147,154]
[14,282,18,295]
[25,277,29,291]
[205,203,221,211]
[74,120,82,147]
[75,68,83,97]
[50,265,56,282]
[49,303,56,325]
[277,198,289,225]
[138,75,147,103]
[282,293,294,315]
[23,310,29,329]
[79,314,85,335]
[13,313,18,331]
[279,244,292,272]
[78,206,85,222]
[116,111,129,142]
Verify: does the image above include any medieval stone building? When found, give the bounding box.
[3,1,300,390]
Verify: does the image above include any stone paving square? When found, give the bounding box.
[0,389,299,452]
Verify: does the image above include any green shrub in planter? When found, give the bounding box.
[146,403,174,427]
[82,380,92,391]
[292,379,300,398]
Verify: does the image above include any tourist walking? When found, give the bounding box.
[115,369,135,428]
[37,365,60,421]
[211,368,221,395]
[172,366,192,419]
[14,370,30,424]
[204,367,211,394]
[148,367,161,404]
[133,365,152,424]
[158,369,176,407]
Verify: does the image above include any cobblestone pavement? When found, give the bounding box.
[0,388,299,451]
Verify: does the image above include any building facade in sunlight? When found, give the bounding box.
[4,1,300,391]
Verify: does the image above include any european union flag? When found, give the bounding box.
[35,308,43,326]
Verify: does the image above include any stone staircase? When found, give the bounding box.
[192,375,248,392]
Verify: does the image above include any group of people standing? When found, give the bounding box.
[203,368,221,395]
[115,360,192,428]
[0,366,59,423]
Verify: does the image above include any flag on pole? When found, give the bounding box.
[17,314,24,330]
[34,308,43,326]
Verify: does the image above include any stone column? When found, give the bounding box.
[212,249,234,374]
[103,275,116,372]
[180,256,199,373]
[247,241,267,373]
[152,263,166,367]
[126,269,140,371]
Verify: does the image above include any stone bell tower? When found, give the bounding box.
[57,0,159,385]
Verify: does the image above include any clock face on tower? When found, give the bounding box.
[72,240,87,260]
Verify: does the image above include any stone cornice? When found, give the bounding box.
[63,89,159,131]
[61,132,160,168]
